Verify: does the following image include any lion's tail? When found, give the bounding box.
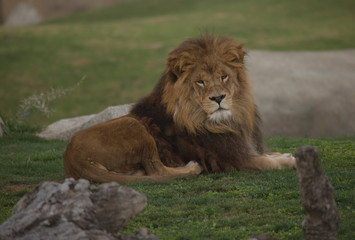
[62,150,192,184]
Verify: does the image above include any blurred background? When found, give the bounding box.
[0,0,354,137]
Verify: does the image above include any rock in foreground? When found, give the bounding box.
[0,178,159,240]
[295,146,340,240]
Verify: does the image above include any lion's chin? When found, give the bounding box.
[208,109,232,122]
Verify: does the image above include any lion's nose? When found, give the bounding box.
[209,94,226,104]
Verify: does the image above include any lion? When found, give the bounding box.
[63,35,296,184]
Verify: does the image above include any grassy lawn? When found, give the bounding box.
[0,0,354,239]
[0,134,354,239]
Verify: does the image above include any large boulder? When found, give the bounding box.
[4,2,41,26]
[0,178,159,240]
[37,50,355,140]
[249,49,355,137]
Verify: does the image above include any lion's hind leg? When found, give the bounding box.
[64,115,202,184]
[242,152,296,171]
[113,117,203,180]
[124,118,203,178]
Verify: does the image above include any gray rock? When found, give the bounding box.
[81,105,133,130]
[248,49,355,137]
[37,104,132,141]
[0,178,158,240]
[4,2,41,26]
[295,146,340,240]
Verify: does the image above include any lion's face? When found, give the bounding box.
[188,62,236,122]
[162,36,255,134]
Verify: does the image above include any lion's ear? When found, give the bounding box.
[222,44,246,68]
[167,55,182,77]
[167,52,194,78]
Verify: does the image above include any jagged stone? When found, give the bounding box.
[0,178,158,240]
[295,146,340,240]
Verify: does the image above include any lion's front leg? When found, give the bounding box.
[163,161,203,175]
[142,144,203,176]
[107,117,203,178]
[242,152,296,171]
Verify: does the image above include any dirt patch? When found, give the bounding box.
[223,212,239,219]
[0,184,36,194]
[1,180,64,194]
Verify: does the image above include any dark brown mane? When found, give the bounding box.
[167,35,245,77]
[130,35,265,173]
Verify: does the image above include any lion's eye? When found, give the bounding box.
[221,75,228,82]
[196,80,205,86]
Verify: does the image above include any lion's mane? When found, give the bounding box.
[130,35,265,173]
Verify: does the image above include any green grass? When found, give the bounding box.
[0,0,354,238]
[0,0,354,127]
[0,133,67,223]
[0,134,354,239]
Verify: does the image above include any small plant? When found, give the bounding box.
[0,115,41,135]
[15,76,85,123]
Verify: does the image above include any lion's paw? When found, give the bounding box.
[282,153,293,158]
[186,161,203,175]
[278,153,296,169]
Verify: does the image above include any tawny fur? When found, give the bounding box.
[63,35,296,183]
